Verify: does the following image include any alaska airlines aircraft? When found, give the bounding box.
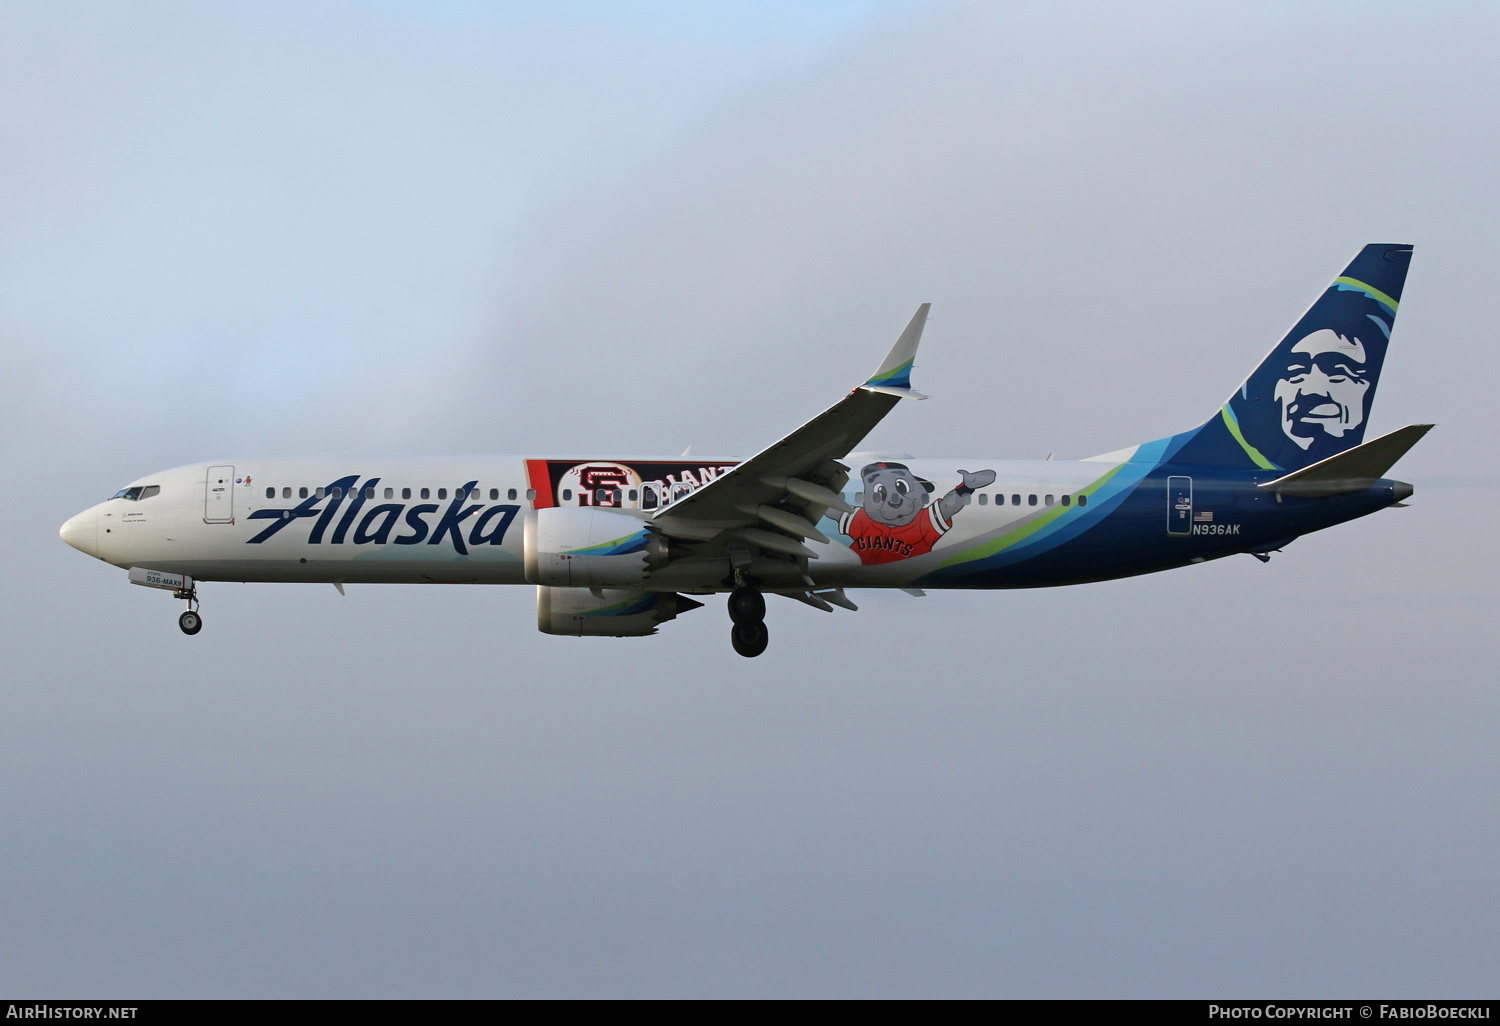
[60,244,1430,657]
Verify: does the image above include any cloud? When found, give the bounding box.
[4,0,1499,996]
[481,1,1500,476]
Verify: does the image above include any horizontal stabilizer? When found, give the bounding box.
[1259,424,1433,497]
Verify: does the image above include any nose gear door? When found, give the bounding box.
[1167,475,1192,536]
[205,465,235,523]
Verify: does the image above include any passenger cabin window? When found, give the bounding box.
[300,487,309,499]
[562,489,573,501]
[283,487,291,499]
[507,488,517,500]
[364,487,374,500]
[402,488,411,500]
[526,489,536,501]
[1061,494,1071,506]
[420,488,430,500]
[316,487,325,498]
[1012,494,1021,505]
[1045,494,1054,506]
[266,487,275,499]
[978,493,987,505]
[330,487,343,499]
[438,488,447,500]
[642,486,657,509]
[1028,494,1037,506]
[384,487,394,499]
[489,488,499,500]
[1078,494,1088,507]
[628,489,638,502]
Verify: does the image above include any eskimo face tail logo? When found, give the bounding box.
[1274,328,1372,450]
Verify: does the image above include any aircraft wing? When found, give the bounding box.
[651,304,930,549]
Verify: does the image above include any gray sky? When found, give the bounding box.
[3,0,1497,997]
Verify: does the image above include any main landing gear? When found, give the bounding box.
[728,586,768,658]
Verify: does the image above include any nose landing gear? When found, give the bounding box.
[175,584,202,635]
[125,567,205,635]
[727,585,768,657]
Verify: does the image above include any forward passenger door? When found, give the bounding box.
[204,465,235,523]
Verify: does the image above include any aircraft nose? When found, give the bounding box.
[60,506,100,559]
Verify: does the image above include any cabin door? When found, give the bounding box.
[204,465,236,523]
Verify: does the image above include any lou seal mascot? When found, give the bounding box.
[839,462,996,565]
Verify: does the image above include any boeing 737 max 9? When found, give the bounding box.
[60,244,1431,657]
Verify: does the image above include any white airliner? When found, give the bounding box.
[61,245,1430,656]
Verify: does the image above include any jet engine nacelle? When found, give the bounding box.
[536,586,704,637]
[523,507,671,588]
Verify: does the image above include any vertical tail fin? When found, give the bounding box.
[1168,244,1413,472]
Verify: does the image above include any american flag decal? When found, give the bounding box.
[1194,511,1214,522]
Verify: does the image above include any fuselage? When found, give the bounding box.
[59,450,1406,593]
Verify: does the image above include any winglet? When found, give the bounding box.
[861,303,929,399]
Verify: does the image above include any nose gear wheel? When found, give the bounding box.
[174,584,202,635]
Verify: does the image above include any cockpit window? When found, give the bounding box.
[110,485,160,501]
